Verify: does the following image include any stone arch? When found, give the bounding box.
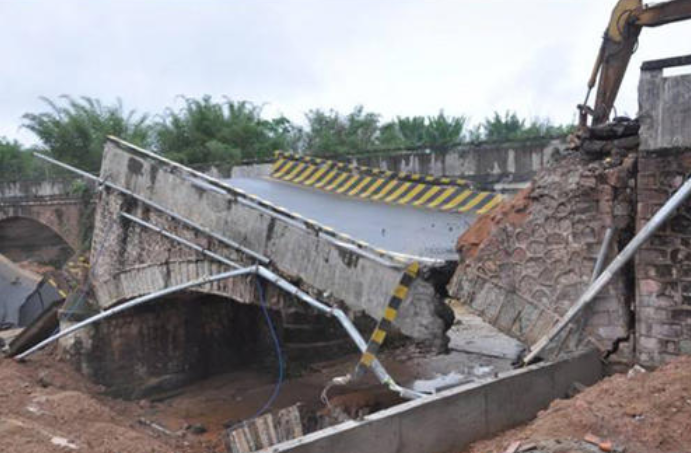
[0,215,75,267]
[66,290,284,398]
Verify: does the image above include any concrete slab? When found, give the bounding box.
[226,177,473,261]
[92,138,453,346]
[0,254,40,327]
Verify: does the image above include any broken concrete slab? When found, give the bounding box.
[0,254,60,330]
[90,138,452,347]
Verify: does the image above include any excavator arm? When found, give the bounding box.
[580,0,691,127]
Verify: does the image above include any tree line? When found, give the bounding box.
[0,96,574,179]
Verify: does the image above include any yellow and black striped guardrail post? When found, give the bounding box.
[271,152,503,215]
[352,261,419,379]
[47,277,68,299]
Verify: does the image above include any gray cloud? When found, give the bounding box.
[2,0,690,145]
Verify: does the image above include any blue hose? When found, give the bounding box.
[228,276,285,430]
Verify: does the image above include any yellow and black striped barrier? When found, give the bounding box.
[271,152,502,215]
[274,151,471,188]
[353,261,419,379]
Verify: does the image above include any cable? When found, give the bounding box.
[227,276,285,431]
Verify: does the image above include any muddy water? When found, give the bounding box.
[141,339,516,447]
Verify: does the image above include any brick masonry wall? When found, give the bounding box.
[635,149,691,366]
[448,151,637,361]
[64,292,282,399]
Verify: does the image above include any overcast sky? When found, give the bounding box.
[2,0,690,145]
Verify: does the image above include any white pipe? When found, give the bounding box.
[15,267,256,360]
[120,213,424,398]
[591,227,615,283]
[524,173,691,365]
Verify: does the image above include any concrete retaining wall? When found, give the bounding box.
[202,162,272,179]
[261,350,602,453]
[347,138,567,190]
[639,68,691,151]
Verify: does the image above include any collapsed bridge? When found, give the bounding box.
[48,137,479,396]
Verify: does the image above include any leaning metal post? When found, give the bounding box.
[591,227,615,284]
[524,173,691,365]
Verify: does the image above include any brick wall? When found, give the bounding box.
[635,149,691,366]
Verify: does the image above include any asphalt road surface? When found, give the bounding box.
[226,177,475,260]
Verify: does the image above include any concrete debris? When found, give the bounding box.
[502,440,522,453]
[225,404,305,453]
[626,365,647,379]
[410,372,470,393]
[50,436,79,450]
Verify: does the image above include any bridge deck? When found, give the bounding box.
[226,177,473,261]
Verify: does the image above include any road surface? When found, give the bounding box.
[226,177,475,260]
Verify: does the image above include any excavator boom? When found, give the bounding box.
[580,0,691,127]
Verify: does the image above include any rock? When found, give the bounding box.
[588,120,640,140]
[614,135,640,151]
[581,139,614,157]
[627,364,647,378]
[186,423,207,435]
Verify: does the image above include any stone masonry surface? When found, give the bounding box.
[448,148,637,361]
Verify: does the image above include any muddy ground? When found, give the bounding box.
[0,307,518,453]
[462,356,691,453]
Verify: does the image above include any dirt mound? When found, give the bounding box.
[455,185,532,260]
[0,351,196,453]
[463,356,691,453]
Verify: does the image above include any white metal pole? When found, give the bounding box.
[524,174,691,365]
[16,267,256,360]
[33,152,270,264]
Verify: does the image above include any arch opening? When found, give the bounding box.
[76,291,282,398]
[0,216,74,268]
[65,289,363,400]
